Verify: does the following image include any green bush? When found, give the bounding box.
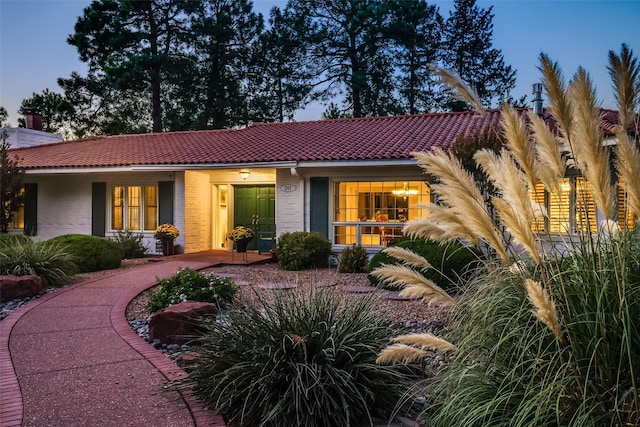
[274,231,332,271]
[0,239,77,286]
[337,244,369,273]
[0,234,32,249]
[368,237,482,292]
[185,289,418,427]
[109,230,148,259]
[47,234,123,272]
[146,268,238,313]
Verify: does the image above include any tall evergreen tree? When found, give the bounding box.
[390,0,444,114]
[190,0,264,129]
[249,7,314,122]
[287,0,397,118]
[67,0,192,132]
[18,89,73,137]
[442,0,516,111]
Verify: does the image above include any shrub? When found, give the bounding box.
[109,230,148,259]
[146,268,238,313]
[368,237,482,292]
[0,239,77,286]
[337,244,369,273]
[185,289,418,427]
[47,234,123,272]
[0,234,31,248]
[274,231,332,271]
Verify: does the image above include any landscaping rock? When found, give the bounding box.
[148,301,217,345]
[0,275,44,303]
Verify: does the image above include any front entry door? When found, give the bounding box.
[234,185,276,250]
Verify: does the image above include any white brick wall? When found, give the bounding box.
[183,171,211,253]
[275,169,305,235]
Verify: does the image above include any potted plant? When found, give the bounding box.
[228,226,256,253]
[154,223,180,255]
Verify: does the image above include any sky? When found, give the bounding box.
[1,0,639,128]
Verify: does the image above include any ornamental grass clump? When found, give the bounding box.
[0,239,77,286]
[184,288,419,427]
[375,45,640,427]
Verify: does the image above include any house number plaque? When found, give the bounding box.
[280,184,297,192]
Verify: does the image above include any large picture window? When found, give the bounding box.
[333,181,431,246]
[112,185,158,232]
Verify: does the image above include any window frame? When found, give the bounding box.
[110,184,158,233]
[331,179,432,247]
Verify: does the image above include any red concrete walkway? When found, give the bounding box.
[0,250,271,427]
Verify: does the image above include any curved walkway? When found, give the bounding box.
[0,251,270,427]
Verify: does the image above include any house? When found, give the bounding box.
[7,109,636,255]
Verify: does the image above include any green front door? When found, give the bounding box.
[234,185,276,250]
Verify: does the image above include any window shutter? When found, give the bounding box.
[23,183,37,236]
[158,181,174,225]
[310,177,329,238]
[92,182,106,237]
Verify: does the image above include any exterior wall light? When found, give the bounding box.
[239,169,250,180]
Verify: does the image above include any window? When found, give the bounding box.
[333,180,431,245]
[112,185,158,232]
[11,187,25,229]
[529,177,633,233]
[618,180,637,231]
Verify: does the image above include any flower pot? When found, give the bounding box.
[161,239,175,256]
[235,239,250,253]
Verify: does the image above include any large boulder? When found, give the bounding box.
[148,301,217,345]
[0,275,44,302]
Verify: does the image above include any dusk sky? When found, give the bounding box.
[1,0,639,129]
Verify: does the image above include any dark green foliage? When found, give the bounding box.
[47,234,122,272]
[186,288,418,427]
[442,0,517,110]
[274,231,332,271]
[0,240,77,286]
[368,238,482,292]
[338,244,369,273]
[146,268,238,313]
[109,230,148,259]
[0,234,31,248]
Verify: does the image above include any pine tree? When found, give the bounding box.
[442,0,516,111]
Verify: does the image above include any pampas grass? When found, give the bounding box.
[392,333,458,352]
[413,149,509,261]
[371,264,457,307]
[429,65,485,114]
[568,68,615,220]
[376,344,430,365]
[382,247,433,271]
[524,279,563,343]
[527,110,566,194]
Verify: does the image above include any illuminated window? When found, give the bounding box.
[333,181,431,245]
[11,187,25,229]
[530,177,628,233]
[112,185,158,232]
[617,180,637,231]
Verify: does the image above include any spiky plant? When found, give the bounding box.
[183,288,418,427]
[376,45,640,426]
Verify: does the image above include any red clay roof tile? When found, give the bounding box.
[9,109,632,170]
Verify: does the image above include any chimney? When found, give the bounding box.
[24,107,43,131]
[532,83,544,116]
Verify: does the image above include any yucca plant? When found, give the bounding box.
[0,239,78,286]
[183,288,419,427]
[375,44,640,426]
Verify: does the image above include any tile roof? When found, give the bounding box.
[10,110,504,170]
[9,108,633,170]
